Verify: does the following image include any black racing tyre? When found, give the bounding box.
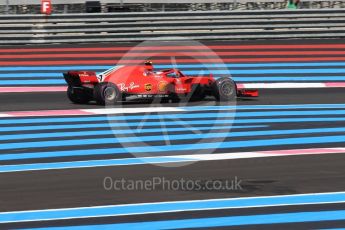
[121,94,127,102]
[170,94,181,103]
[166,83,180,103]
[212,77,237,102]
[94,82,120,105]
[190,84,206,101]
[160,97,170,103]
[67,86,91,104]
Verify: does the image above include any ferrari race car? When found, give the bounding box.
[63,62,258,105]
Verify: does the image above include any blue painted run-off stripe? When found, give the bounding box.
[3,117,345,133]
[3,109,345,125]
[3,77,345,85]
[1,127,345,151]
[0,156,194,173]
[1,68,345,77]
[1,63,345,83]
[27,210,345,230]
[0,125,263,141]
[0,80,65,85]
[1,192,345,223]
[2,133,345,161]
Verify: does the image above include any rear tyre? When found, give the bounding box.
[94,82,120,105]
[160,96,170,103]
[170,94,181,103]
[121,94,127,102]
[212,77,236,102]
[166,84,179,103]
[67,86,91,104]
[190,84,205,101]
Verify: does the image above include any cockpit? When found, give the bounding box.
[158,69,185,78]
[144,61,184,78]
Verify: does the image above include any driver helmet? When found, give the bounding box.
[144,61,154,71]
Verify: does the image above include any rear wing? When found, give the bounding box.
[63,71,99,86]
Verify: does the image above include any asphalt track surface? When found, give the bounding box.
[1,88,345,112]
[1,89,345,229]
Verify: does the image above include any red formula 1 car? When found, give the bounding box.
[63,62,258,105]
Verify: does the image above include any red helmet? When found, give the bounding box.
[144,61,153,71]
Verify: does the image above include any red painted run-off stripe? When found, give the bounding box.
[325,82,345,87]
[1,44,345,53]
[3,57,345,66]
[2,51,345,59]
[0,87,67,93]
[7,109,93,117]
[260,148,345,155]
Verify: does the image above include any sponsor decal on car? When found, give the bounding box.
[78,72,90,78]
[97,74,103,82]
[145,83,153,91]
[158,81,168,92]
[97,65,124,82]
[176,87,187,92]
[117,82,140,92]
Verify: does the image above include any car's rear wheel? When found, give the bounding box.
[170,94,181,103]
[67,86,91,104]
[94,82,120,105]
[212,77,236,101]
[165,84,181,103]
[190,84,206,101]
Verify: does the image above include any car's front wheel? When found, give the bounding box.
[94,82,120,105]
[212,77,237,101]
